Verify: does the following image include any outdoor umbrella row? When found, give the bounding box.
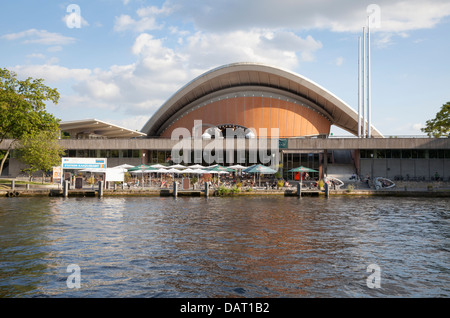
[126,163,236,187]
[98,163,317,188]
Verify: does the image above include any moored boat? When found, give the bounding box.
[374,177,395,190]
[325,176,344,189]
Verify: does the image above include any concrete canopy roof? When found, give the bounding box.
[141,62,383,137]
[60,119,147,139]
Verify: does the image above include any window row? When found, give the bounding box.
[65,149,142,158]
[360,149,450,159]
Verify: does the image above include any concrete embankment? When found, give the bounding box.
[2,187,449,198]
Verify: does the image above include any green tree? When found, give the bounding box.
[0,68,60,175]
[421,102,450,138]
[17,130,66,182]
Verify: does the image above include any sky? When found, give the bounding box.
[1,0,449,136]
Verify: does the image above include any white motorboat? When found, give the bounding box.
[374,177,395,190]
[325,177,344,189]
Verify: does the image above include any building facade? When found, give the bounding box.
[1,63,449,181]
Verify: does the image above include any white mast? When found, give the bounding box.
[362,27,366,138]
[358,36,362,138]
[367,17,372,138]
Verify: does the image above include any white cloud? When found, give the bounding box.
[74,79,121,101]
[412,123,425,132]
[47,46,63,52]
[10,26,324,119]
[62,12,89,28]
[114,14,160,32]
[163,0,450,33]
[107,115,152,131]
[136,5,172,17]
[181,29,322,71]
[131,33,188,82]
[1,29,76,45]
[386,122,427,135]
[11,0,449,125]
[11,64,91,82]
[26,53,46,59]
[113,5,171,32]
[378,1,450,32]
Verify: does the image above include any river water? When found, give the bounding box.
[0,195,448,298]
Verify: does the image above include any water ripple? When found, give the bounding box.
[0,196,448,297]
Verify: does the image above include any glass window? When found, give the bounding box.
[402,150,412,159]
[301,153,308,165]
[157,151,165,163]
[428,150,437,159]
[375,150,385,159]
[417,150,426,159]
[292,154,301,168]
[76,150,87,157]
[361,150,375,159]
[148,150,157,163]
[313,154,319,169]
[391,150,401,158]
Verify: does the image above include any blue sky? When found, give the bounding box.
[1,0,449,136]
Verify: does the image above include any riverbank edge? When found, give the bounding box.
[2,188,450,198]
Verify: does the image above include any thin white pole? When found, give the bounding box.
[367,18,372,138]
[362,27,366,138]
[358,36,362,138]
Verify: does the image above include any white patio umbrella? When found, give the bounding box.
[168,164,186,169]
[80,168,107,173]
[150,164,167,169]
[112,164,135,169]
[164,168,181,184]
[154,168,169,183]
[192,169,209,174]
[189,164,205,169]
[229,164,247,169]
[229,164,246,177]
[129,170,145,185]
[166,168,181,173]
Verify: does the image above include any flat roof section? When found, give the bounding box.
[60,119,147,139]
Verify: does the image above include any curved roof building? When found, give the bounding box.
[141,63,382,138]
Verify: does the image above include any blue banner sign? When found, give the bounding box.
[62,158,107,169]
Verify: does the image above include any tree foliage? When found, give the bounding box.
[17,131,66,182]
[421,102,450,138]
[0,68,60,175]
